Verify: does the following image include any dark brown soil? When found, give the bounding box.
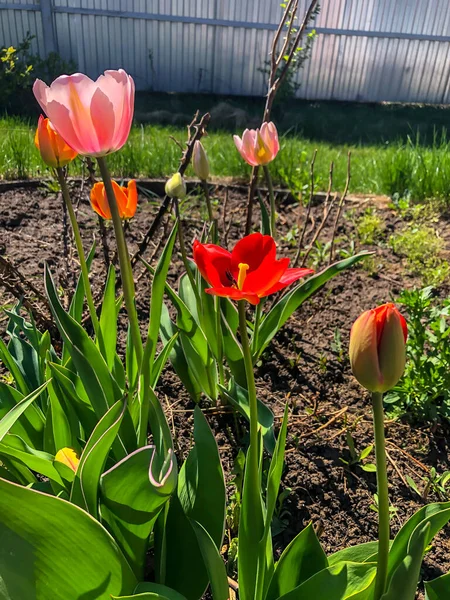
[1,180,450,597]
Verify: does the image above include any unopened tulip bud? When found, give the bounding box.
[165,172,186,199]
[34,115,77,168]
[193,140,210,180]
[349,303,407,393]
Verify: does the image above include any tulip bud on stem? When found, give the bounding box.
[55,167,102,348]
[372,390,390,600]
[97,157,143,367]
[263,165,276,237]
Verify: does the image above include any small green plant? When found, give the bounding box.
[369,494,399,523]
[407,468,450,502]
[385,287,450,423]
[389,225,449,285]
[340,430,376,473]
[330,327,344,362]
[356,208,385,245]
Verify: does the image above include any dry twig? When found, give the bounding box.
[329,151,351,264]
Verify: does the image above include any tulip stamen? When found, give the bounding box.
[237,263,250,290]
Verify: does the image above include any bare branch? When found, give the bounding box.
[293,149,317,266]
[329,151,352,264]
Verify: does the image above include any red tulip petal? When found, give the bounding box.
[230,233,276,276]
[193,241,232,288]
[264,267,314,295]
[205,287,260,305]
[246,257,290,297]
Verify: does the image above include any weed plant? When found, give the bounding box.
[385,287,450,423]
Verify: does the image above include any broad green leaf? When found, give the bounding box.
[179,331,217,400]
[163,408,226,599]
[143,222,178,381]
[238,433,265,600]
[267,523,328,599]
[328,541,382,566]
[5,306,42,352]
[6,335,41,392]
[381,522,430,600]
[0,382,48,444]
[0,382,44,448]
[277,561,377,600]
[190,520,229,600]
[387,502,450,587]
[0,477,137,599]
[45,360,79,454]
[134,583,187,599]
[425,571,450,600]
[255,253,372,359]
[101,446,177,578]
[99,264,120,369]
[150,334,179,389]
[45,265,122,418]
[219,378,276,454]
[71,399,127,517]
[112,594,169,600]
[0,337,29,395]
[0,434,65,486]
[160,305,202,402]
[139,384,173,460]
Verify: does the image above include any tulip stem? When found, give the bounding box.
[238,300,260,514]
[201,180,217,242]
[173,198,202,306]
[372,391,390,600]
[97,157,143,368]
[251,302,262,361]
[215,297,225,389]
[263,165,276,236]
[56,168,102,343]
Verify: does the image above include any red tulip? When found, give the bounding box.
[90,180,137,219]
[349,303,407,393]
[193,233,313,305]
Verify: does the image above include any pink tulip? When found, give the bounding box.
[233,121,280,166]
[33,69,135,157]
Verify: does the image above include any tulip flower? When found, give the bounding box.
[34,115,77,168]
[32,69,135,157]
[349,303,407,393]
[165,172,187,199]
[90,180,137,220]
[193,140,210,180]
[55,447,80,473]
[233,121,279,166]
[193,233,313,305]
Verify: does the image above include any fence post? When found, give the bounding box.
[40,0,56,55]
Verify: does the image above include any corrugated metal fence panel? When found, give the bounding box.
[1,0,450,103]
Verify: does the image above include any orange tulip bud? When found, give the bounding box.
[349,303,407,393]
[34,115,77,168]
[55,447,80,472]
[90,179,137,220]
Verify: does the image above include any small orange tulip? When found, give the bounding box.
[34,115,78,168]
[90,180,138,220]
[349,303,407,393]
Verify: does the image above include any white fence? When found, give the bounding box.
[2,0,450,104]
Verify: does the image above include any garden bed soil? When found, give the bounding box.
[1,180,450,598]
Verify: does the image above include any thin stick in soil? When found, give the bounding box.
[294,149,317,267]
[329,151,351,264]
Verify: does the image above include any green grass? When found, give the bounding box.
[3,115,450,203]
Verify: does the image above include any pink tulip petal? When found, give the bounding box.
[44,100,85,154]
[33,79,49,114]
[90,88,115,153]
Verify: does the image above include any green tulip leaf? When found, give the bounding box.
[255,253,372,360]
[425,571,450,600]
[190,520,229,600]
[100,445,177,578]
[0,477,137,599]
[276,561,377,600]
[267,522,328,599]
[219,378,276,454]
[134,582,188,599]
[70,399,127,517]
[0,381,47,447]
[328,541,383,566]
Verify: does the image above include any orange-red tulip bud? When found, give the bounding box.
[34,115,77,168]
[349,303,407,393]
[90,180,137,220]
